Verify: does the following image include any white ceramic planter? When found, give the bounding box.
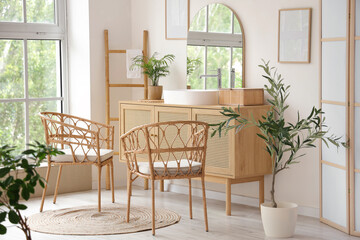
[261,202,298,238]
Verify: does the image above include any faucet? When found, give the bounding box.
[200,68,221,90]
[230,68,235,88]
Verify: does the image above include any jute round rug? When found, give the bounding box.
[28,203,181,235]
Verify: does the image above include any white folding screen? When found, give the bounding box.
[352,0,360,235]
[320,0,349,233]
[322,0,360,236]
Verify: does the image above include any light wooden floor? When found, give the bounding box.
[4,187,359,240]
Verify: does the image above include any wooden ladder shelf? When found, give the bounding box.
[103,29,149,189]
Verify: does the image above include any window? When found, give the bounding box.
[187,3,243,89]
[0,0,67,150]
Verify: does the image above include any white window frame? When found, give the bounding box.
[0,0,68,146]
[187,4,244,89]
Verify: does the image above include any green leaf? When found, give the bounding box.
[8,210,19,224]
[22,149,36,155]
[0,212,6,222]
[4,176,14,187]
[0,224,6,235]
[21,187,30,200]
[14,204,27,210]
[39,179,45,188]
[0,168,10,178]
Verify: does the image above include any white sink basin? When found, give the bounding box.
[163,89,219,105]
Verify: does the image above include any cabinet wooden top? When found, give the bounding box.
[119,100,270,110]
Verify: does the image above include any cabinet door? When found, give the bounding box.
[119,104,154,161]
[192,108,234,178]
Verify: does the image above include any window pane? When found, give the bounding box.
[189,6,206,32]
[208,4,232,33]
[232,48,243,88]
[187,45,205,89]
[28,40,61,98]
[207,46,230,89]
[26,0,55,24]
[0,40,24,99]
[0,102,25,150]
[29,100,60,144]
[0,0,23,22]
[234,17,242,34]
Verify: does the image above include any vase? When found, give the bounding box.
[148,85,163,100]
[261,202,298,238]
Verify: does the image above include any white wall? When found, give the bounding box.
[129,0,321,211]
[67,0,91,118]
[88,0,135,188]
[66,0,93,191]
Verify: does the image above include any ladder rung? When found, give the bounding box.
[109,50,126,53]
[110,117,119,121]
[109,84,144,88]
[108,50,144,54]
[114,152,119,155]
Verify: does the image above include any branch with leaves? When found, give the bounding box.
[131,52,175,86]
[0,142,63,240]
[186,57,202,76]
[211,60,347,208]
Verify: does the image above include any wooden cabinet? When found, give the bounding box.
[119,101,272,215]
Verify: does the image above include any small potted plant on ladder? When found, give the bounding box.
[211,60,346,238]
[131,52,175,100]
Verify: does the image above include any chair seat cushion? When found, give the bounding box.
[52,148,114,163]
[138,159,202,175]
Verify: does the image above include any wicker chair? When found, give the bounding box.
[120,120,209,235]
[39,112,115,212]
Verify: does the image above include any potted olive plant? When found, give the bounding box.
[0,142,63,240]
[131,52,175,100]
[211,60,346,238]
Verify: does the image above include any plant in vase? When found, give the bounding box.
[131,52,175,100]
[211,60,346,238]
[0,142,63,240]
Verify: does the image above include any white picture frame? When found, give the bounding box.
[165,0,189,40]
[278,8,312,63]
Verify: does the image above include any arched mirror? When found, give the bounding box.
[187,3,244,89]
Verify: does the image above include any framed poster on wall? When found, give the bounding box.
[278,8,312,63]
[165,0,189,40]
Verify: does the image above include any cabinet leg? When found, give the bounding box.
[144,179,149,190]
[259,176,264,208]
[105,164,110,190]
[160,180,164,192]
[226,179,231,216]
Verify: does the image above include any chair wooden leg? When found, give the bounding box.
[189,178,193,219]
[144,179,149,190]
[110,161,115,203]
[53,165,63,204]
[151,179,155,236]
[126,170,132,223]
[40,163,52,212]
[159,180,164,192]
[98,166,102,212]
[201,176,208,232]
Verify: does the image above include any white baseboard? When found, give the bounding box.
[167,183,319,218]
